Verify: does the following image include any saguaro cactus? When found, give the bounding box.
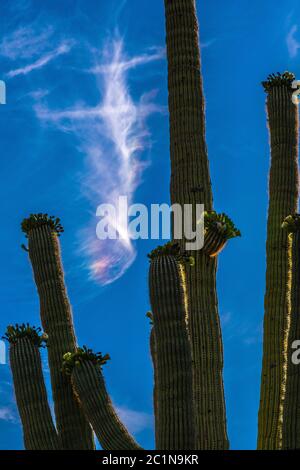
[149,326,159,446]
[63,347,142,450]
[148,243,196,449]
[203,212,241,257]
[6,1,243,451]
[21,214,94,450]
[61,242,197,450]
[281,215,300,449]
[258,73,299,450]
[163,0,238,448]
[3,325,60,450]
[11,215,212,450]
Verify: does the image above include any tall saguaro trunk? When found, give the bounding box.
[71,361,142,450]
[149,248,196,449]
[163,0,228,449]
[281,216,300,449]
[150,327,159,447]
[258,74,299,450]
[22,217,94,450]
[10,337,60,450]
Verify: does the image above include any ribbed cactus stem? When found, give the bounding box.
[70,361,142,450]
[23,217,94,450]
[203,230,227,257]
[164,0,229,449]
[149,250,196,449]
[165,0,212,209]
[10,337,60,450]
[150,327,159,446]
[258,75,299,449]
[203,212,241,258]
[282,216,300,449]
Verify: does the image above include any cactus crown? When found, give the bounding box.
[204,211,241,239]
[21,214,64,238]
[62,346,110,376]
[147,242,194,265]
[262,71,296,93]
[3,323,48,347]
[282,214,300,233]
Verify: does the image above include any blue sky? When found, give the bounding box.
[0,0,300,451]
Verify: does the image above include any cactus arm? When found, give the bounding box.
[281,216,300,449]
[66,356,142,450]
[203,212,241,258]
[163,0,229,449]
[6,328,60,450]
[258,74,299,449]
[150,327,159,448]
[22,215,94,450]
[164,0,212,209]
[148,245,196,450]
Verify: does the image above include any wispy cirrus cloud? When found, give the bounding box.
[115,405,153,434]
[220,311,262,346]
[0,23,74,79]
[7,40,74,78]
[286,25,300,58]
[0,25,54,60]
[89,47,165,75]
[0,406,17,423]
[201,38,216,49]
[0,377,18,424]
[36,38,165,284]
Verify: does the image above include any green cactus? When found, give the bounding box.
[8,217,203,450]
[148,244,196,449]
[258,73,299,450]
[8,216,143,450]
[5,3,300,453]
[203,211,241,257]
[281,215,300,449]
[150,327,159,446]
[163,0,240,449]
[63,350,142,450]
[262,71,296,93]
[4,325,60,450]
[62,346,110,376]
[4,0,242,452]
[21,215,94,450]
[21,213,64,237]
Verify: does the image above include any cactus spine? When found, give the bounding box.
[258,73,299,449]
[4,325,60,450]
[148,244,196,449]
[21,215,94,450]
[164,0,229,448]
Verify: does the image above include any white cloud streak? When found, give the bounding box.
[220,311,262,346]
[287,25,300,58]
[201,38,216,49]
[0,406,17,423]
[115,405,153,434]
[7,41,73,78]
[89,47,165,75]
[36,38,164,284]
[0,25,54,60]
